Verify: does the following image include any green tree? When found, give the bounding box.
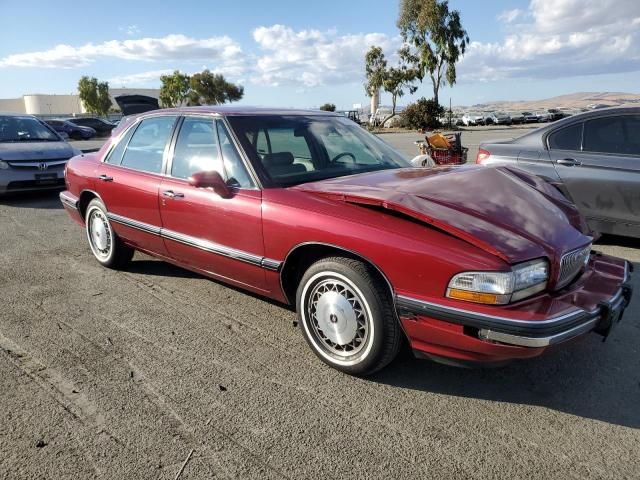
[319,103,336,112]
[187,70,244,106]
[399,97,444,130]
[364,46,418,126]
[159,70,191,108]
[397,0,469,106]
[78,76,111,116]
[96,81,112,117]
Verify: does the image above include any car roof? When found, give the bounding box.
[0,113,39,119]
[501,105,640,147]
[149,105,342,117]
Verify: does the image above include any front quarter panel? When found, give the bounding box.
[262,189,506,303]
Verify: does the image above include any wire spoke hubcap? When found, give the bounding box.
[88,209,111,258]
[308,279,369,357]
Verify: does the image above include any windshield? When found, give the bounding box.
[227,115,410,187]
[0,116,60,142]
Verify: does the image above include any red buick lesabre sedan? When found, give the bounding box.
[60,107,633,375]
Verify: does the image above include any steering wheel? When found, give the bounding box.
[331,152,356,163]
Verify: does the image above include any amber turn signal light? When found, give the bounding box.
[447,289,500,305]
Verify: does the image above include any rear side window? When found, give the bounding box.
[120,116,177,173]
[548,123,582,150]
[105,124,136,164]
[583,115,640,155]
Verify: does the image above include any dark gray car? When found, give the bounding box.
[477,106,640,238]
[0,114,81,195]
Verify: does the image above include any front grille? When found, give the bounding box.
[7,159,68,169]
[557,245,591,289]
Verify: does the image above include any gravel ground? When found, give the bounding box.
[1,130,639,479]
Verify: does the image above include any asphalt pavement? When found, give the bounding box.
[1,129,639,479]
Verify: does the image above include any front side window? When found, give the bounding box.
[120,116,177,174]
[171,117,222,179]
[228,115,409,186]
[171,117,254,188]
[583,115,640,156]
[216,121,254,188]
[548,123,582,151]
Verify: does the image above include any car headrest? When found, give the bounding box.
[263,152,294,167]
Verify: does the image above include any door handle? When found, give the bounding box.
[556,158,581,167]
[162,190,184,199]
[97,174,113,182]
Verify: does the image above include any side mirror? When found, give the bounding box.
[188,171,232,198]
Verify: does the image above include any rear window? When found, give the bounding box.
[548,123,582,150]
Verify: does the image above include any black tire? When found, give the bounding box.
[85,198,133,269]
[296,257,402,376]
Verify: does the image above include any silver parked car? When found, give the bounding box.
[476,106,640,238]
[0,114,81,195]
[486,111,512,125]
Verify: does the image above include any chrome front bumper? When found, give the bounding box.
[396,262,633,348]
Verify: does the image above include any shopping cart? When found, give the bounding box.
[414,132,468,166]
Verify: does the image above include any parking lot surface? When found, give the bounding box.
[381,124,540,162]
[2,130,639,479]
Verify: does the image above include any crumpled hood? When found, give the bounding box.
[0,141,75,161]
[293,166,592,264]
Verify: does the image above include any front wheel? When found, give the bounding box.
[296,257,402,376]
[85,198,133,269]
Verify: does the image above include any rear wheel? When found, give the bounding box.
[296,257,401,376]
[85,198,133,269]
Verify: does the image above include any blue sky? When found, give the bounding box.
[1,0,639,108]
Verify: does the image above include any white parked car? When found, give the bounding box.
[461,112,485,126]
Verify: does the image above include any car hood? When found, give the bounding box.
[0,141,75,161]
[293,166,591,264]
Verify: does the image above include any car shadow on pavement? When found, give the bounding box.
[0,190,63,209]
[597,234,640,249]
[126,255,296,310]
[125,259,202,279]
[371,331,640,429]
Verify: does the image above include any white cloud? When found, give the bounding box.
[461,0,640,81]
[0,34,242,69]
[3,1,640,93]
[497,9,523,23]
[107,69,174,87]
[119,25,141,36]
[252,25,398,87]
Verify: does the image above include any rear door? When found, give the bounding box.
[159,116,267,291]
[95,115,178,254]
[549,115,640,235]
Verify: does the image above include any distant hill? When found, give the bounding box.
[469,92,640,112]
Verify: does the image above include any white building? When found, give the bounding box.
[0,88,160,116]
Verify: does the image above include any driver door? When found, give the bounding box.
[549,115,640,236]
[159,116,267,292]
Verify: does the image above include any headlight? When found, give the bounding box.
[447,259,549,305]
[0,160,9,170]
